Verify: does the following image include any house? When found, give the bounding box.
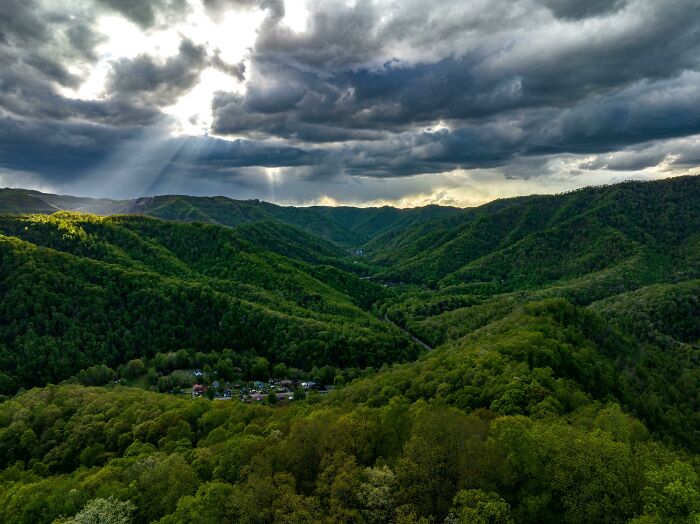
[192,384,205,397]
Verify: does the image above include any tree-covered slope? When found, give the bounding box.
[125,196,462,246]
[0,189,461,247]
[369,176,700,289]
[0,188,129,215]
[591,279,700,347]
[0,213,419,394]
[0,296,697,523]
[0,176,699,524]
[126,195,363,246]
[311,204,462,243]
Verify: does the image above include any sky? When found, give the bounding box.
[0,0,699,207]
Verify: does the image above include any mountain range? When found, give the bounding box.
[0,176,698,523]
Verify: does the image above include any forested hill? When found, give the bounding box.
[0,176,699,524]
[0,188,461,246]
[367,175,700,289]
[0,188,129,215]
[0,213,420,393]
[2,177,697,255]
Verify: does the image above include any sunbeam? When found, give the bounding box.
[77,119,193,199]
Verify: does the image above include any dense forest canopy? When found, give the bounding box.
[0,176,699,523]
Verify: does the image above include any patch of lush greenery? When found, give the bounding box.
[0,213,419,394]
[368,176,700,289]
[0,176,699,523]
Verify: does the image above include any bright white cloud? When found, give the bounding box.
[60,0,269,133]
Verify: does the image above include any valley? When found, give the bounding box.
[0,176,698,523]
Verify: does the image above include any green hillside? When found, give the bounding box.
[311,204,462,243]
[0,188,129,215]
[0,176,698,524]
[126,196,462,246]
[0,189,461,247]
[0,213,419,394]
[368,176,700,290]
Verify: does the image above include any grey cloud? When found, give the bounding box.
[0,0,45,46]
[107,40,250,107]
[0,1,128,123]
[203,0,284,20]
[581,136,700,171]
[541,0,628,20]
[0,116,141,180]
[581,151,669,171]
[0,0,100,86]
[94,0,189,29]
[256,0,381,69]
[212,0,700,147]
[2,0,700,203]
[67,23,105,61]
[0,60,160,126]
[0,114,321,187]
[23,52,82,88]
[107,39,208,103]
[211,51,246,81]
[672,142,700,166]
[277,71,700,179]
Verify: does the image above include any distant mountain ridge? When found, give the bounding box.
[3,176,699,293]
[0,188,129,215]
[4,177,697,253]
[0,188,461,245]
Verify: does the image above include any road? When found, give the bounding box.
[384,314,433,352]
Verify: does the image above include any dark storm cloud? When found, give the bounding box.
[0,0,167,126]
[540,0,628,20]
[107,39,208,103]
[255,0,382,69]
[1,0,700,200]
[94,0,189,28]
[332,71,700,177]
[167,135,322,170]
[0,0,44,46]
[0,0,94,86]
[202,0,284,20]
[214,0,700,141]
[0,116,140,179]
[0,113,321,189]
